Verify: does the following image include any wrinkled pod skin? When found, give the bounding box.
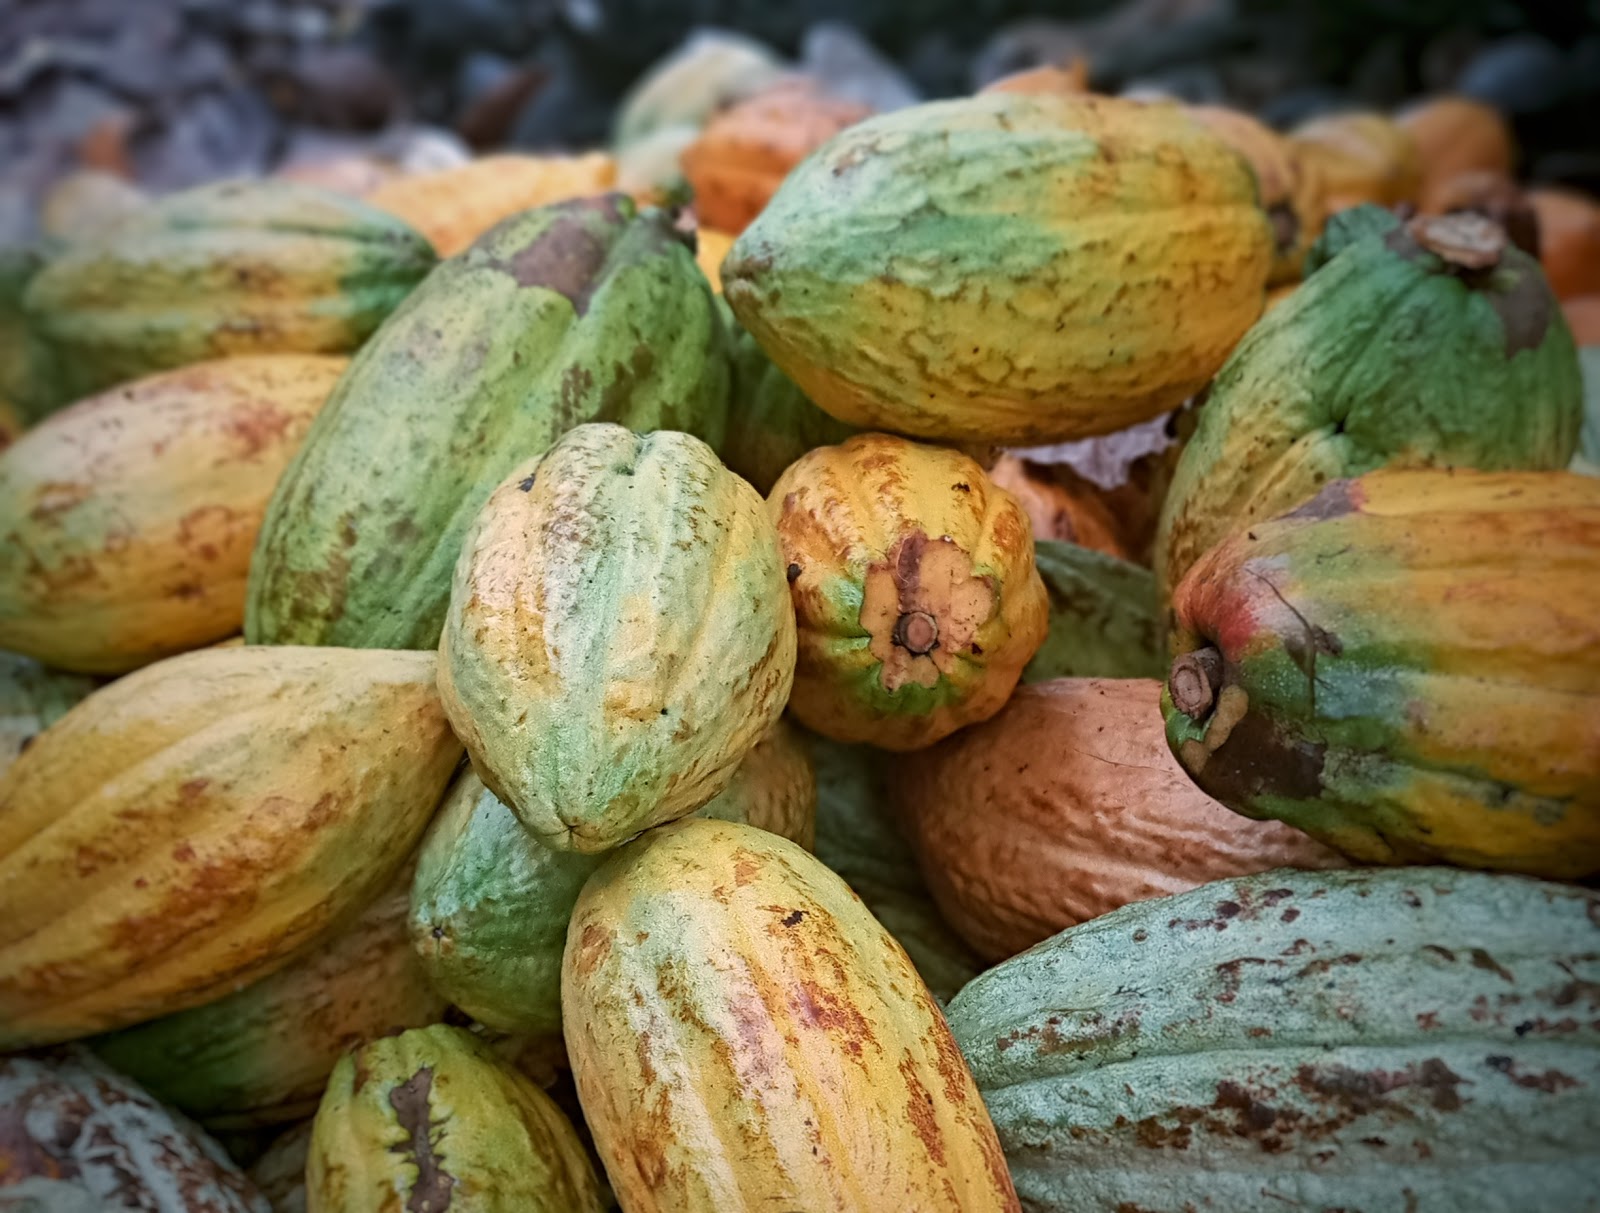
[1163,469,1600,878]
[562,817,1021,1212]
[307,1023,605,1213]
[247,193,730,651]
[408,719,816,1038]
[437,423,795,852]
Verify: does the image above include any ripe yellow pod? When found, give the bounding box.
[563,817,1021,1212]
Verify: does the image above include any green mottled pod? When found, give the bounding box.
[22,181,433,405]
[1157,207,1582,596]
[246,193,730,650]
[724,93,1273,445]
[307,1024,604,1213]
[91,860,448,1130]
[720,300,857,495]
[0,650,97,780]
[949,867,1600,1213]
[437,423,795,852]
[0,243,65,421]
[563,818,1020,1212]
[1021,539,1165,684]
[408,720,815,1038]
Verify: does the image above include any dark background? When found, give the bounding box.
[3,0,1598,242]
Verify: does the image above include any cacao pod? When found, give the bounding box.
[39,170,148,242]
[1188,104,1328,284]
[1564,295,1600,347]
[409,720,816,1038]
[724,93,1273,445]
[948,867,1600,1213]
[896,678,1345,961]
[681,81,872,235]
[0,243,63,422]
[0,645,461,1048]
[1289,110,1422,211]
[0,1046,269,1212]
[810,733,981,1004]
[246,193,729,650]
[308,1024,604,1213]
[1424,169,1540,257]
[1157,207,1581,597]
[695,226,735,292]
[91,859,448,1130]
[563,817,1021,1212]
[612,32,786,150]
[367,153,619,256]
[1164,469,1600,877]
[22,180,433,404]
[0,355,345,674]
[1528,186,1600,300]
[250,1122,311,1213]
[770,433,1048,750]
[438,423,795,851]
[1397,95,1516,213]
[1021,539,1164,683]
[988,454,1132,560]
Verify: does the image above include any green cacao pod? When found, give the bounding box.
[22,181,433,405]
[307,1023,605,1213]
[410,719,816,1038]
[810,732,982,1004]
[563,817,1021,1212]
[1021,538,1165,683]
[0,645,461,1049]
[724,93,1273,445]
[720,300,857,495]
[91,859,448,1130]
[1157,207,1582,596]
[0,1046,270,1212]
[0,650,97,780]
[1163,468,1600,878]
[438,423,794,851]
[771,432,1050,750]
[245,193,729,650]
[948,867,1600,1213]
[0,243,64,421]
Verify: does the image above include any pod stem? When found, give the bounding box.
[1170,647,1223,718]
[893,610,940,655]
[1407,212,1505,271]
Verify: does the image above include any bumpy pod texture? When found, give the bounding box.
[246,193,729,651]
[949,867,1600,1213]
[308,1024,604,1213]
[770,432,1048,750]
[22,180,432,403]
[724,93,1273,445]
[562,818,1021,1212]
[438,423,795,852]
[1157,207,1582,598]
[91,860,447,1131]
[408,721,815,1038]
[0,1047,269,1211]
[0,355,345,674]
[0,645,461,1048]
[1165,469,1600,878]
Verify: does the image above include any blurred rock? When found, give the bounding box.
[901,31,972,98]
[1122,64,1226,104]
[611,29,787,148]
[799,22,920,112]
[1457,35,1571,115]
[131,87,278,189]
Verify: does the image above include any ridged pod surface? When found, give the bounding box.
[92,859,448,1130]
[308,1024,604,1213]
[0,355,345,674]
[1021,538,1164,684]
[246,194,729,651]
[1164,470,1600,877]
[0,1046,269,1212]
[770,433,1048,750]
[1157,207,1581,597]
[367,152,619,256]
[0,243,63,421]
[562,817,1021,1212]
[1289,111,1422,211]
[438,424,794,851]
[895,678,1346,961]
[810,734,982,1004]
[949,868,1600,1213]
[0,645,461,1048]
[409,720,816,1038]
[0,650,97,780]
[22,180,433,402]
[724,93,1273,444]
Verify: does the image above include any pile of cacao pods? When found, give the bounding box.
[1,58,1598,1213]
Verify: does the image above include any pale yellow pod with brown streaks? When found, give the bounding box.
[0,644,462,1050]
[0,354,346,674]
[562,817,1021,1213]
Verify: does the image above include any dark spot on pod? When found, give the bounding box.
[517,474,536,492]
[786,563,801,583]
